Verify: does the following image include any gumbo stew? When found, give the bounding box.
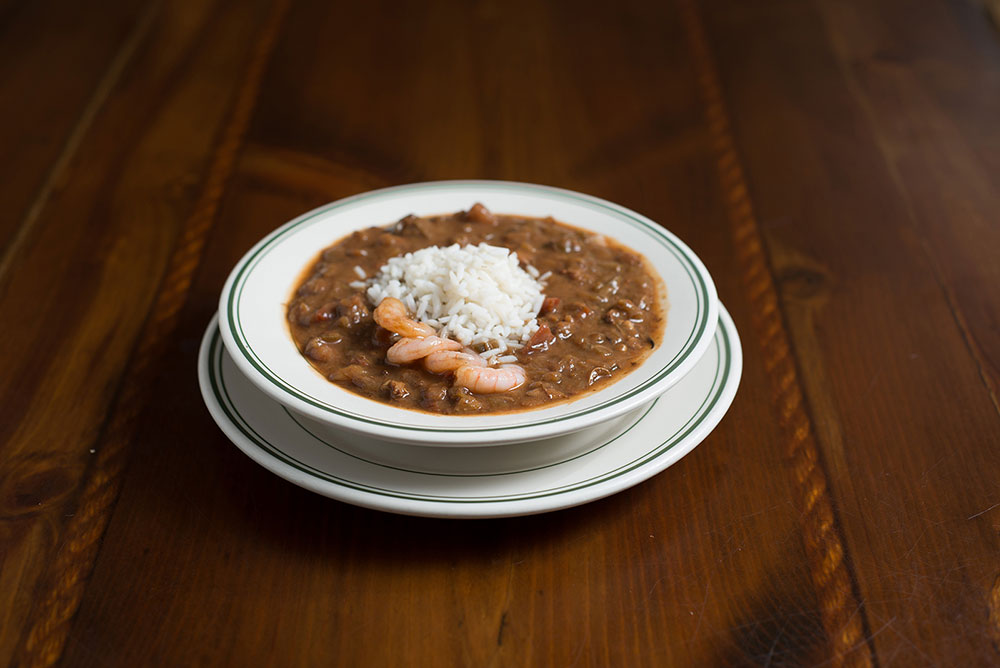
[286,204,665,414]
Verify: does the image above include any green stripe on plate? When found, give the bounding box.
[208,313,729,503]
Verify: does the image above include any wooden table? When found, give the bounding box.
[2,1,998,665]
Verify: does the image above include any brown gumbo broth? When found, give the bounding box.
[286,204,665,414]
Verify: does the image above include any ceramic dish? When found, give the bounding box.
[218,181,718,446]
[198,305,741,518]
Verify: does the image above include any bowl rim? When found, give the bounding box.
[218,180,718,445]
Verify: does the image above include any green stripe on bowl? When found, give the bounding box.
[225,181,713,434]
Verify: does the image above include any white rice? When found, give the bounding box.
[365,243,545,350]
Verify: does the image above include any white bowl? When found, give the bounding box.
[218,180,718,446]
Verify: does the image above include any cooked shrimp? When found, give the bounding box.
[424,350,487,374]
[453,364,526,394]
[373,297,435,338]
[387,336,461,364]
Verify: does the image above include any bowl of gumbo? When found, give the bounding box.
[218,181,717,446]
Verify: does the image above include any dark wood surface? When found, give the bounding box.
[2,1,998,665]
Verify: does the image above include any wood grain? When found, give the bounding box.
[680,2,874,664]
[816,0,1000,411]
[61,2,831,665]
[0,0,147,256]
[1,0,998,665]
[0,0,276,664]
[11,1,291,665]
[702,0,1000,663]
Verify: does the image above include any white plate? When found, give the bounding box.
[198,305,742,518]
[217,181,718,446]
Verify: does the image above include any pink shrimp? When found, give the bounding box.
[424,350,487,374]
[386,336,461,364]
[453,364,526,394]
[373,297,435,338]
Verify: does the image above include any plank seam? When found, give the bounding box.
[811,1,1000,419]
[11,1,291,666]
[0,2,161,299]
[677,1,877,665]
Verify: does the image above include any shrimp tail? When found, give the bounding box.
[453,364,526,394]
[373,297,436,338]
[387,336,461,364]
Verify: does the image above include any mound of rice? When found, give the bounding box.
[360,243,547,354]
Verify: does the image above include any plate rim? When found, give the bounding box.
[198,304,742,518]
[217,179,720,445]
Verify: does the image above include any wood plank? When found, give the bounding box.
[64,180,828,668]
[60,1,844,665]
[0,0,148,259]
[702,0,1000,663]
[815,0,1000,408]
[0,1,275,663]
